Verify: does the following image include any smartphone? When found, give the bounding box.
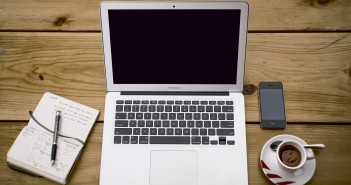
[259,82,286,129]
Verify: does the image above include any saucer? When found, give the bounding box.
[260,134,316,185]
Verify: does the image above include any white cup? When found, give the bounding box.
[276,140,314,171]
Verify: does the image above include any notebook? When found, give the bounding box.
[100,2,249,185]
[7,92,99,184]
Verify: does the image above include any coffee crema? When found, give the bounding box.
[279,145,301,167]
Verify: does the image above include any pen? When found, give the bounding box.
[51,110,61,166]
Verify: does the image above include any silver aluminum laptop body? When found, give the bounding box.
[100,2,249,185]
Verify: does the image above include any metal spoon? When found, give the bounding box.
[270,140,325,151]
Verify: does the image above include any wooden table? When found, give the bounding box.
[1,0,351,184]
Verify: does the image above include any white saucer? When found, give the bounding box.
[260,134,316,185]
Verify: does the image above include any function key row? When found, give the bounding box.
[116,105,234,113]
[116,100,233,105]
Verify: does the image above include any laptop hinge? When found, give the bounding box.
[120,91,229,96]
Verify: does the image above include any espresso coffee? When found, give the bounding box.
[279,145,302,167]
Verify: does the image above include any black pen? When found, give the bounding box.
[51,110,61,166]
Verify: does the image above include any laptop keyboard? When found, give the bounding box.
[114,100,235,145]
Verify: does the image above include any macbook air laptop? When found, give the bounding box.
[100,2,249,185]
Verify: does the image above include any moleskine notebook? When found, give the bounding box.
[7,92,99,184]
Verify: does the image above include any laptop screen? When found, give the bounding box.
[108,10,241,85]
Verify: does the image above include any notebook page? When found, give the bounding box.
[7,126,83,181]
[28,92,99,142]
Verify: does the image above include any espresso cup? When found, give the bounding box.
[276,140,314,170]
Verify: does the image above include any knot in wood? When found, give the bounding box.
[53,16,69,27]
[243,84,257,95]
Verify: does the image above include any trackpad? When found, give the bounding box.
[150,150,198,185]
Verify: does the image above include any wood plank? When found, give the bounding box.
[0,0,350,31]
[1,32,351,122]
[0,122,350,184]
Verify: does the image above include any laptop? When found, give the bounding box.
[100,2,249,185]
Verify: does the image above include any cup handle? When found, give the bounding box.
[306,150,315,160]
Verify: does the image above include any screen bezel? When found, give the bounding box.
[100,2,249,92]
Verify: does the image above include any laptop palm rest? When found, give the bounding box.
[149,150,198,185]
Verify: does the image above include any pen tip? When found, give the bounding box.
[51,160,55,166]
[56,110,60,116]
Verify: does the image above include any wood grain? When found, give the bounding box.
[1,32,350,122]
[0,0,350,31]
[0,122,350,184]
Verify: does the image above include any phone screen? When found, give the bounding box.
[259,82,286,128]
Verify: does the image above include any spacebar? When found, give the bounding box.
[150,136,190,144]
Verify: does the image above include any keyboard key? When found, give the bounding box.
[210,113,217,120]
[218,113,226,120]
[162,121,170,127]
[136,113,143,119]
[142,100,149,104]
[221,121,234,128]
[124,105,131,112]
[133,128,140,135]
[150,136,190,144]
[152,113,160,119]
[167,128,174,135]
[115,128,132,135]
[165,106,172,112]
[192,136,201,144]
[169,113,176,120]
[132,105,139,112]
[146,121,153,127]
[140,105,148,112]
[133,100,140,104]
[128,113,135,119]
[184,101,191,105]
[227,113,234,120]
[150,100,158,104]
[154,121,162,127]
[177,113,184,120]
[149,105,156,112]
[217,129,234,136]
[144,113,151,119]
[122,136,130,144]
[157,105,164,112]
[190,106,197,112]
[185,113,192,120]
[194,113,201,120]
[209,101,216,105]
[171,121,178,127]
[181,106,188,112]
[129,120,137,127]
[208,129,215,135]
[175,101,183,104]
[227,140,235,145]
[222,106,234,112]
[196,121,203,128]
[206,106,213,112]
[115,120,128,127]
[200,129,207,135]
[175,128,182,135]
[142,128,149,135]
[214,106,221,112]
[131,136,138,144]
[139,136,148,144]
[179,121,186,127]
[191,128,199,135]
[158,100,166,104]
[161,113,168,119]
[226,101,234,105]
[202,136,209,144]
[116,105,123,112]
[204,121,211,128]
[125,100,132,104]
[200,101,208,105]
[138,120,145,127]
[167,101,174,104]
[116,100,124,104]
[198,106,205,112]
[150,128,157,135]
[192,101,199,105]
[202,113,209,120]
[217,101,225,105]
[115,113,127,119]
[183,129,191,135]
[158,128,165,135]
[173,105,180,112]
[212,121,220,128]
[187,121,195,127]
[210,140,218,145]
[114,136,121,144]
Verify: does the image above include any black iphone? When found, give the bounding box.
[259,82,286,129]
